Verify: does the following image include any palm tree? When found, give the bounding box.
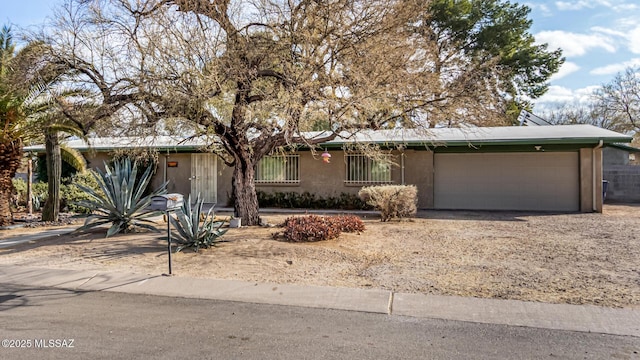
[0,26,88,225]
[29,90,89,222]
[0,25,26,226]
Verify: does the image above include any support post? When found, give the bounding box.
[27,157,33,215]
[167,210,172,275]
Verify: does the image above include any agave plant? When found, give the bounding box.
[169,194,228,252]
[75,157,167,237]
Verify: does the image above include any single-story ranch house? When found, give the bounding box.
[26,124,633,213]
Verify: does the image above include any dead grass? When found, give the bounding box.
[1,204,639,308]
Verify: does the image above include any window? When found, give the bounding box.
[345,154,392,184]
[255,155,300,184]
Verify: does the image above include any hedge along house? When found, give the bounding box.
[26,124,632,213]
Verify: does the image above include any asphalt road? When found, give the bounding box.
[0,284,638,360]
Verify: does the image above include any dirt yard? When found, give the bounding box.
[1,205,639,308]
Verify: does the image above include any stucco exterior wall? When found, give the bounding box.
[215,150,434,208]
[85,152,192,196]
[402,149,434,209]
[579,147,603,213]
[157,153,192,196]
[84,153,111,172]
[77,145,605,213]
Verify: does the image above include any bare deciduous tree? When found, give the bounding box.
[44,0,561,225]
[593,67,640,133]
[538,67,640,140]
[541,103,631,134]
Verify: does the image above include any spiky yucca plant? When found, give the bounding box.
[75,157,167,237]
[169,194,228,252]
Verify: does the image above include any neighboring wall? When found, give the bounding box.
[603,166,640,202]
[603,147,630,165]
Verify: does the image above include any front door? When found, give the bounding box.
[190,153,217,204]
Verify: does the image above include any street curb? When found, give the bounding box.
[392,292,640,337]
[1,265,639,337]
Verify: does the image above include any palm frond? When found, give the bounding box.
[60,145,87,173]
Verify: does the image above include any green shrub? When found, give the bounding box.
[358,185,417,222]
[11,178,26,208]
[35,154,80,182]
[276,215,365,242]
[257,191,370,210]
[11,178,48,211]
[31,182,48,211]
[61,170,103,214]
[12,171,103,214]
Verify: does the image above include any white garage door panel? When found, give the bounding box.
[434,152,579,211]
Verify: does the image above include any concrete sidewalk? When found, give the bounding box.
[0,264,638,338]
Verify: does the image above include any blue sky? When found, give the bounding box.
[5,0,640,111]
[527,0,640,110]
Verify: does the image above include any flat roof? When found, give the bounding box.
[24,124,633,152]
[25,136,206,152]
[323,124,633,147]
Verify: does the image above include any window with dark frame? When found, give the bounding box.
[255,154,300,184]
[345,153,392,184]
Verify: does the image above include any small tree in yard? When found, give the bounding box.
[45,0,562,225]
[359,185,418,222]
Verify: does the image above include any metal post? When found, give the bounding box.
[166,210,172,275]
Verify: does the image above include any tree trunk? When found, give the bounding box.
[27,157,33,215]
[0,138,23,226]
[232,156,261,226]
[42,131,61,222]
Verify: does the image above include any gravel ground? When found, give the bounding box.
[1,204,639,308]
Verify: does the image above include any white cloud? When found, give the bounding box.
[534,85,600,109]
[535,30,616,57]
[616,4,638,11]
[590,58,640,75]
[550,62,580,81]
[590,26,626,38]
[616,17,640,29]
[629,26,640,54]
[575,86,602,99]
[555,1,636,11]
[536,86,576,104]
[525,2,552,15]
[555,1,596,11]
[591,24,640,54]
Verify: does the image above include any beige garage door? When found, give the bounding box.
[434,152,579,211]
